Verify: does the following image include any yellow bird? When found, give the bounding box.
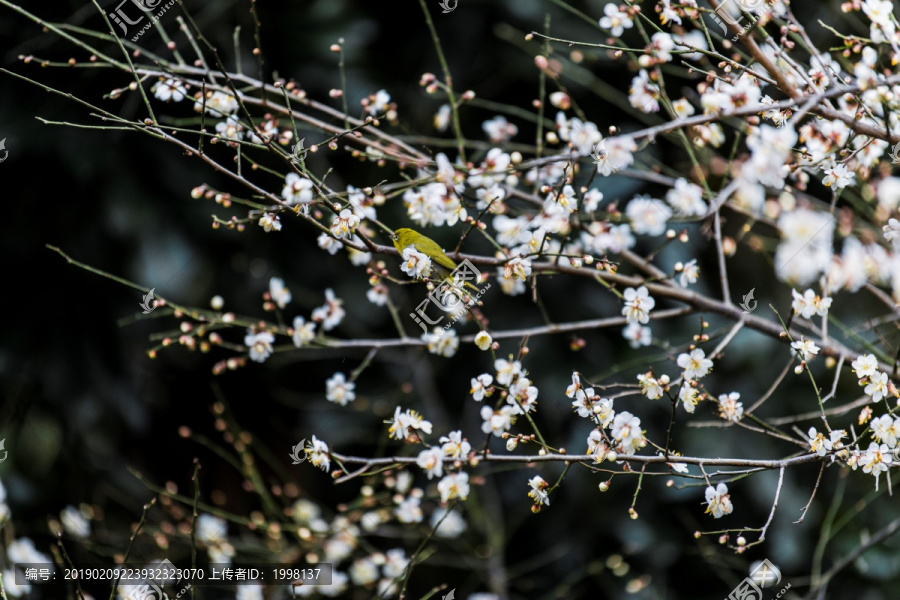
[391,228,481,292]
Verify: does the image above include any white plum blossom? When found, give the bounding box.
[400,246,433,279]
[743,124,797,189]
[326,372,356,406]
[367,284,389,306]
[365,89,391,115]
[598,3,633,36]
[822,163,855,189]
[629,70,660,113]
[865,371,889,401]
[679,384,701,413]
[640,31,676,67]
[416,447,445,479]
[311,288,346,331]
[196,514,228,543]
[622,322,652,348]
[610,411,644,454]
[424,328,459,357]
[704,483,733,518]
[244,330,275,363]
[666,178,707,216]
[660,0,681,25]
[791,337,820,362]
[431,507,467,538]
[587,430,611,462]
[387,407,433,441]
[503,256,532,281]
[467,148,511,188]
[395,496,423,523]
[791,288,831,318]
[872,414,900,447]
[437,472,470,502]
[626,195,671,236]
[622,286,655,324]
[318,232,343,255]
[152,78,188,102]
[269,277,292,309]
[292,316,317,348]
[594,136,637,176]
[330,209,360,239]
[495,358,524,386]
[775,208,834,285]
[884,218,900,249]
[258,213,281,232]
[808,427,846,456]
[305,436,331,471]
[195,90,238,116]
[434,104,451,131]
[509,376,539,414]
[583,188,604,212]
[60,506,91,538]
[559,116,602,155]
[852,354,879,379]
[349,558,380,586]
[678,259,700,287]
[527,475,550,506]
[482,115,518,143]
[470,373,493,401]
[677,348,713,380]
[637,372,665,400]
[474,331,493,350]
[717,392,744,423]
[860,442,892,490]
[440,430,472,459]
[481,405,517,437]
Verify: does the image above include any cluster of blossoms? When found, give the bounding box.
[469,358,540,439]
[241,282,348,365]
[124,0,900,573]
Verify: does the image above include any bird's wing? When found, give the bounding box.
[416,239,458,271]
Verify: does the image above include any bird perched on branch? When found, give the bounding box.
[391,228,482,292]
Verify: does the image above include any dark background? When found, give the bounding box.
[1,1,898,599]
